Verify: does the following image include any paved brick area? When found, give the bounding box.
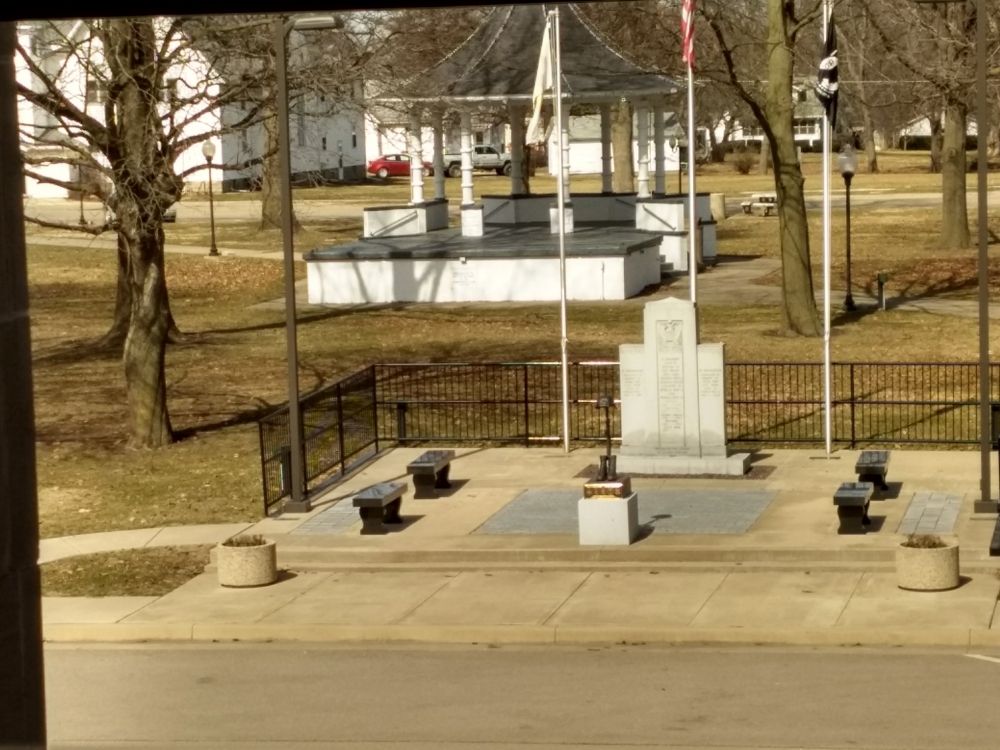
[475,488,776,535]
[290,499,358,535]
[896,492,963,535]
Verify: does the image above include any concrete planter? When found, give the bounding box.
[896,541,960,591]
[216,539,277,588]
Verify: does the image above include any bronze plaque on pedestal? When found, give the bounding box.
[582,476,632,499]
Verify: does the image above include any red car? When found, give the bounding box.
[367,154,434,179]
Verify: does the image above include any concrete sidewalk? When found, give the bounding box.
[39,446,1000,647]
[41,567,1000,648]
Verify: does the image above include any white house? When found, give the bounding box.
[363,103,505,165]
[725,82,827,151]
[544,110,685,176]
[17,20,367,200]
[16,19,223,200]
[221,82,368,192]
[896,113,978,150]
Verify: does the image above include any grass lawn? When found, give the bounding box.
[41,546,212,597]
[721,206,1000,300]
[185,150,1000,205]
[28,231,1000,541]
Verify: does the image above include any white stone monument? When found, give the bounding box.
[616,297,750,476]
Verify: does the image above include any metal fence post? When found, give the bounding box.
[523,364,530,447]
[278,445,292,496]
[849,363,856,449]
[337,382,346,477]
[397,402,408,441]
[371,365,380,453]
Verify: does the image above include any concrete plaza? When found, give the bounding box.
[38,446,1000,647]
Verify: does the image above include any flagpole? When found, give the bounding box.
[822,0,832,456]
[687,64,697,307]
[553,8,570,454]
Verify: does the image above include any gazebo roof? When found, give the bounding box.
[380,3,681,104]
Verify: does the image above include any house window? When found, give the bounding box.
[321,137,327,150]
[474,132,484,145]
[352,132,357,148]
[86,78,108,104]
[797,89,807,103]
[297,111,306,147]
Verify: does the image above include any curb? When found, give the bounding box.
[41,623,1000,649]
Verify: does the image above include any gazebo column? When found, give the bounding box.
[600,103,612,193]
[636,102,651,199]
[654,103,666,196]
[432,108,446,201]
[408,109,424,205]
[460,111,474,205]
[508,101,526,195]
[459,110,483,236]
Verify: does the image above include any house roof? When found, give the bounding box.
[377,3,680,105]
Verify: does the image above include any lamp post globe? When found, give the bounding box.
[203,140,219,257]
[838,143,858,312]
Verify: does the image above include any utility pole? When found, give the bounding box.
[0,21,48,750]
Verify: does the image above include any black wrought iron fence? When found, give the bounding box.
[258,360,1000,513]
[259,366,379,514]
[727,362,1000,445]
[374,362,621,444]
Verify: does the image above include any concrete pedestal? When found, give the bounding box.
[461,204,484,237]
[578,492,639,546]
[549,205,574,234]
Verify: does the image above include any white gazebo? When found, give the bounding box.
[305,4,717,305]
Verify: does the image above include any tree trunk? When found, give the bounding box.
[611,99,635,193]
[122,228,173,448]
[766,0,820,337]
[106,18,174,447]
[864,124,879,173]
[709,121,728,163]
[929,105,943,173]
[98,233,131,349]
[757,136,771,174]
[260,105,301,232]
[101,229,182,349]
[940,102,970,248]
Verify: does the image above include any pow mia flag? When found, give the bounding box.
[815,12,838,128]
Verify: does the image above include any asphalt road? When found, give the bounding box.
[42,643,1000,749]
[23,189,1000,229]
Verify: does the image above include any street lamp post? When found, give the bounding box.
[837,144,858,312]
[202,140,219,257]
[274,13,343,514]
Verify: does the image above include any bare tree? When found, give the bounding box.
[702,0,824,336]
[863,0,1000,248]
[16,16,360,446]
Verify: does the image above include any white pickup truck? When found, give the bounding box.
[443,145,513,178]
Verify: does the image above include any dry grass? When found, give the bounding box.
[164,218,363,254]
[41,545,212,597]
[721,205,1000,300]
[27,226,1000,540]
[193,150,1000,205]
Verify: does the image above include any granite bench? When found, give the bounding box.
[407,449,455,499]
[855,450,890,493]
[352,482,405,535]
[834,482,874,534]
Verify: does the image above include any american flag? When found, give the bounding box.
[681,0,695,67]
